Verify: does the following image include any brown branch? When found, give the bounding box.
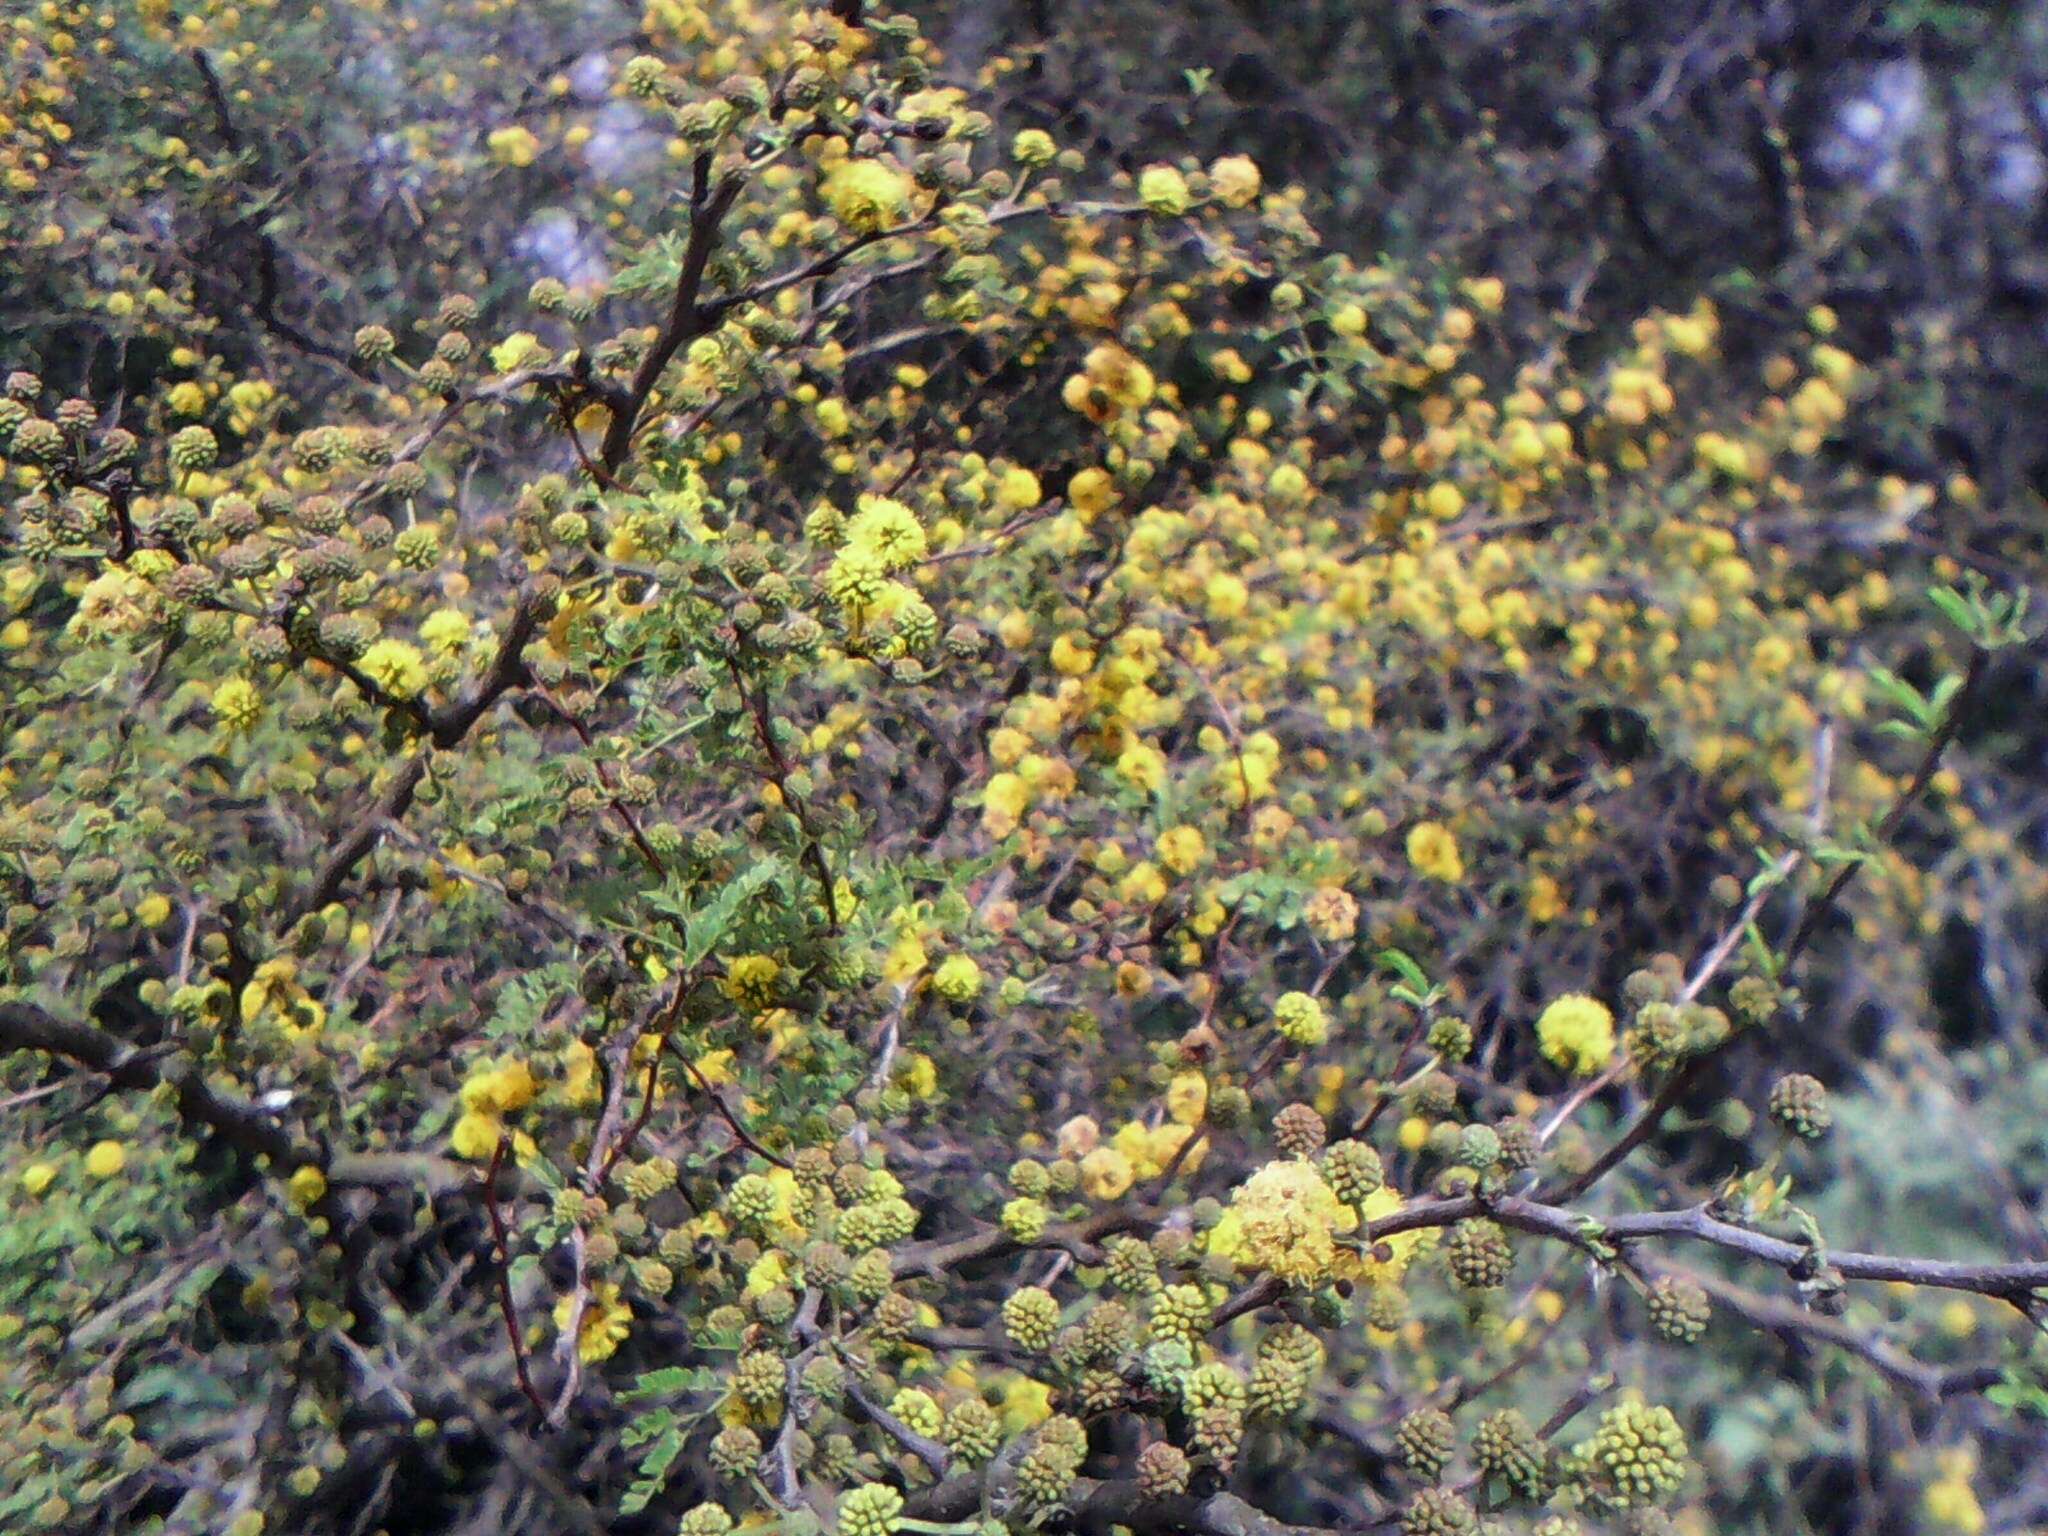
[909,1474,1334,1536]
[1639,1257,2004,1402]
[426,589,545,748]
[289,753,429,921]
[728,658,839,931]
[1550,649,1989,1203]
[670,1038,792,1169]
[1782,646,1989,969]
[894,1208,1143,1280]
[597,164,744,473]
[1358,1193,2048,1307]
[843,1381,951,1477]
[0,1000,306,1168]
[484,1135,549,1416]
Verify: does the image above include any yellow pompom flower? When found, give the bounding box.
[21,1163,58,1197]
[995,466,1042,511]
[982,772,1030,836]
[724,953,782,1011]
[462,1059,541,1115]
[1080,1145,1136,1201]
[1155,825,1207,875]
[1068,467,1118,515]
[420,608,473,655]
[85,1140,127,1179]
[358,639,429,700]
[1209,154,1262,208]
[1116,740,1167,794]
[845,494,926,569]
[1210,1161,1412,1287]
[1138,164,1192,215]
[490,331,544,373]
[555,1282,632,1364]
[1012,129,1058,166]
[1536,993,1616,1076]
[487,125,541,168]
[932,954,983,1002]
[287,1165,328,1210]
[1273,991,1328,1048]
[825,544,890,612]
[1924,1451,1985,1536]
[1405,821,1464,883]
[824,158,914,234]
[211,676,263,735]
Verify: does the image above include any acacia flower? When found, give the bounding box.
[1537,993,1615,1075]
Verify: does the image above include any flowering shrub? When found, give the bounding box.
[3,5,2047,1536]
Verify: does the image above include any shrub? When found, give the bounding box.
[3,4,2045,1534]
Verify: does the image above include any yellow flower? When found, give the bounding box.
[1138,164,1191,215]
[996,466,1042,511]
[982,771,1030,837]
[1062,344,1155,423]
[240,958,326,1035]
[358,639,429,700]
[1211,1166,1413,1288]
[1116,741,1167,793]
[1209,154,1262,208]
[1205,572,1248,619]
[1273,991,1328,1048]
[845,494,926,570]
[287,1165,327,1210]
[1000,1375,1053,1433]
[462,1060,540,1115]
[1012,128,1057,166]
[21,1163,58,1197]
[167,380,209,416]
[932,954,982,1002]
[487,125,541,168]
[1423,481,1464,520]
[725,953,782,1010]
[211,676,263,735]
[1155,826,1207,875]
[884,931,929,987]
[1406,821,1464,882]
[1303,886,1358,942]
[824,158,914,234]
[489,331,545,373]
[1526,873,1565,924]
[1068,467,1118,515]
[1166,1073,1208,1127]
[1213,1161,1345,1285]
[420,607,473,655]
[1924,1451,1985,1536]
[1080,1146,1135,1200]
[1536,993,1616,1076]
[555,1282,632,1364]
[85,1140,126,1179]
[1049,633,1095,677]
[450,1110,503,1160]
[134,893,173,928]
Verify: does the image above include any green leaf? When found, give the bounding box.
[622,1365,719,1400]
[648,858,785,969]
[1377,948,1431,996]
[620,1423,686,1514]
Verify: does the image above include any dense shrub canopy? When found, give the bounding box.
[4,5,2048,1536]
